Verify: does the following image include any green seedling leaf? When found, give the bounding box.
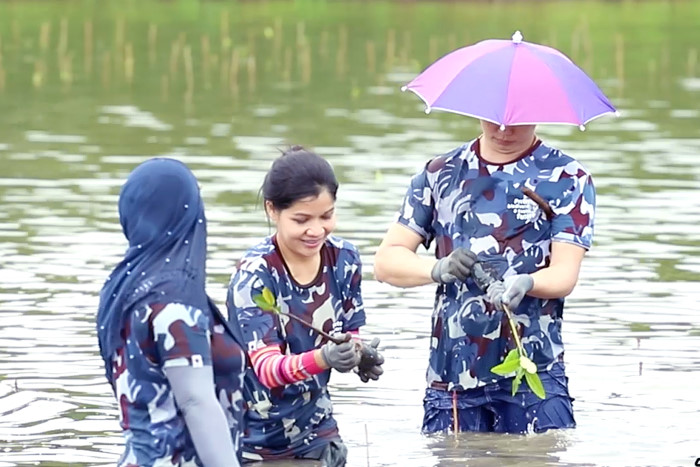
[520,355,537,374]
[252,294,275,311]
[491,349,521,375]
[253,288,279,312]
[503,348,519,364]
[525,371,546,399]
[253,289,344,344]
[511,367,525,396]
[262,287,276,307]
[492,360,520,375]
[497,307,547,398]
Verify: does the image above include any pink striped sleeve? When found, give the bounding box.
[249,344,326,389]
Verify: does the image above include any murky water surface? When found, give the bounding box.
[1,1,699,466]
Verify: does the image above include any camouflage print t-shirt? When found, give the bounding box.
[112,302,246,466]
[397,139,595,391]
[227,234,366,461]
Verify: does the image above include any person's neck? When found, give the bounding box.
[275,236,322,285]
[478,135,538,165]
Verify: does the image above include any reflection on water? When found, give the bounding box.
[1,1,699,466]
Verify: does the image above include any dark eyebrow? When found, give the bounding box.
[291,207,334,218]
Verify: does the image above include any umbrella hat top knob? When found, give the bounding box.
[511,30,523,43]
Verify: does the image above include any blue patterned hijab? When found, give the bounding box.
[96,158,211,384]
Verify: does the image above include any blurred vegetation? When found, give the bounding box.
[0,0,698,166]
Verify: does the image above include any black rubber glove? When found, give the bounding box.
[355,337,384,383]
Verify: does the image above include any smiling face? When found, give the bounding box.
[266,187,336,262]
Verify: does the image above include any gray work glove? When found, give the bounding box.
[430,248,478,284]
[321,333,361,373]
[486,274,534,311]
[354,337,384,383]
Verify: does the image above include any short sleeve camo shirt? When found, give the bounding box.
[397,139,595,391]
[112,302,245,466]
[227,234,366,460]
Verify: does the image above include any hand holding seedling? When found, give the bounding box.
[472,263,545,399]
[253,287,383,379]
[321,334,360,372]
[252,287,346,344]
[486,274,534,311]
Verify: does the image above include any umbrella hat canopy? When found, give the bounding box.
[402,31,617,128]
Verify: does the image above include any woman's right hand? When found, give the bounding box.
[320,334,361,372]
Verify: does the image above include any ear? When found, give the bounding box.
[264,200,279,223]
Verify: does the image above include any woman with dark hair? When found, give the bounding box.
[97,158,246,467]
[226,146,383,466]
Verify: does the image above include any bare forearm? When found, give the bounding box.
[528,242,586,299]
[529,265,580,299]
[374,245,436,287]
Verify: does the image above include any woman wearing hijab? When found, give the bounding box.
[97,158,246,467]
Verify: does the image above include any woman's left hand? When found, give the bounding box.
[355,337,384,383]
[487,274,534,311]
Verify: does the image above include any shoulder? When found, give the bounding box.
[147,302,209,333]
[325,236,363,287]
[326,235,361,263]
[228,238,280,293]
[236,236,277,273]
[425,142,473,173]
[534,142,593,180]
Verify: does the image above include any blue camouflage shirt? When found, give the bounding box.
[398,139,595,391]
[227,234,366,461]
[112,302,246,466]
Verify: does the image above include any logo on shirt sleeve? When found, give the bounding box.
[191,354,203,368]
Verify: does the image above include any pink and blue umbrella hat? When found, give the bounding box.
[402,31,618,130]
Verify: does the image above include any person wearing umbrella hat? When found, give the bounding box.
[374,120,591,434]
[374,33,612,434]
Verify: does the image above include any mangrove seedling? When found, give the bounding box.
[490,304,545,399]
[252,287,346,345]
[471,262,545,399]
